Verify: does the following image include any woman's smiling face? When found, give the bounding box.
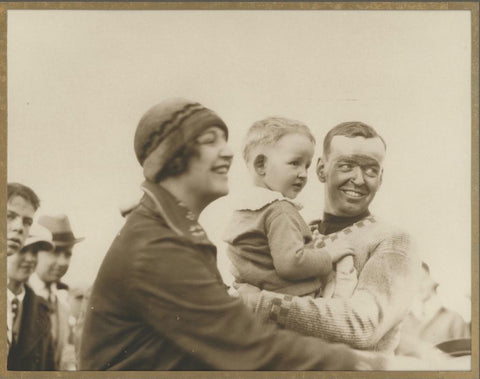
[7,246,38,285]
[181,126,234,204]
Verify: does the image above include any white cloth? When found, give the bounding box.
[29,272,59,301]
[410,292,442,322]
[230,186,303,211]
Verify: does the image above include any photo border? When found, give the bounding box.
[0,1,478,378]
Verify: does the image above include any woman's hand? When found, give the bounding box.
[230,282,261,311]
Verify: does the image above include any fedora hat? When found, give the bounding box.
[38,214,85,247]
[21,224,54,252]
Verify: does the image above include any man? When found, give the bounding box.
[7,183,40,256]
[29,214,84,369]
[7,225,55,370]
[396,262,470,356]
[237,121,421,353]
[79,98,386,371]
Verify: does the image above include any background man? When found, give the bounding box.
[7,183,40,256]
[396,262,470,356]
[237,121,421,353]
[29,214,84,369]
[7,225,55,370]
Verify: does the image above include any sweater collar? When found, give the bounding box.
[322,210,371,225]
[140,180,214,247]
[311,210,371,235]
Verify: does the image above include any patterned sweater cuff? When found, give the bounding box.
[255,291,294,327]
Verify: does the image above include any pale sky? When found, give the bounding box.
[7,10,472,320]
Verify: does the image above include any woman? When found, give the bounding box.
[79,98,376,371]
[7,226,55,371]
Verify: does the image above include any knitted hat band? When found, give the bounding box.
[138,102,205,165]
[135,99,228,182]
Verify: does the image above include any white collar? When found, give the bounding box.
[29,272,57,299]
[231,186,303,211]
[7,286,25,303]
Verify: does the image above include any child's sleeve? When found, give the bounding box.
[265,204,333,280]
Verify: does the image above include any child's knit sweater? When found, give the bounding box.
[252,215,421,353]
[223,187,334,296]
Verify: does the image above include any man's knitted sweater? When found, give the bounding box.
[252,214,421,353]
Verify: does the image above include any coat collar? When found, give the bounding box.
[140,180,215,248]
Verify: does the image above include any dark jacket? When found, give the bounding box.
[79,181,360,371]
[7,285,55,371]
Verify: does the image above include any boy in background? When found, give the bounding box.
[7,225,55,370]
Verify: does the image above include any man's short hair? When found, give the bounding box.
[242,117,315,163]
[323,121,387,158]
[7,182,40,210]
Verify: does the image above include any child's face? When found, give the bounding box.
[262,133,314,199]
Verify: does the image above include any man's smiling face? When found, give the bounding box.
[317,135,385,217]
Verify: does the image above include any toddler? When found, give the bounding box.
[223,117,357,298]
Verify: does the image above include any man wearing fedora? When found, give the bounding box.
[7,225,55,370]
[29,214,84,370]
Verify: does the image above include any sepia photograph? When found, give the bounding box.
[1,1,478,378]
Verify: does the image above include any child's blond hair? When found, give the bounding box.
[242,117,316,164]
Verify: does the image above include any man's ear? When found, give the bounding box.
[253,154,267,176]
[316,157,326,183]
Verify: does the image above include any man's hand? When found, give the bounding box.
[230,282,261,312]
[336,255,355,274]
[323,239,355,263]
